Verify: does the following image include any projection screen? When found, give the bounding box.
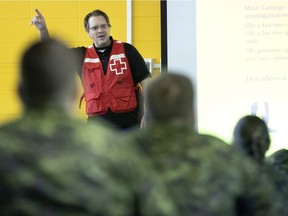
[166,0,288,154]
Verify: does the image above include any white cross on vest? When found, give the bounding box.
[110,54,127,75]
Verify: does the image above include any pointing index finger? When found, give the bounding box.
[35,8,43,17]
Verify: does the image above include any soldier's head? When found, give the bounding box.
[233,115,270,164]
[19,38,78,114]
[145,72,195,124]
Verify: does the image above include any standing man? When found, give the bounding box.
[31,9,150,130]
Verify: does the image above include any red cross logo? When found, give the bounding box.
[110,58,127,75]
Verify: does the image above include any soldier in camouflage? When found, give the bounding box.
[130,72,280,216]
[0,39,176,216]
[233,115,288,215]
[267,148,288,208]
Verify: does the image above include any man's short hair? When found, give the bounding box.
[84,9,111,32]
[145,72,194,122]
[20,38,78,108]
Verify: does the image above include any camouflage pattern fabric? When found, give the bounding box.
[263,163,288,215]
[0,110,176,216]
[267,149,288,176]
[130,121,280,216]
[266,149,288,214]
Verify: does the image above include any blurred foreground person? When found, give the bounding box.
[233,115,270,165]
[233,115,288,215]
[130,72,279,216]
[0,39,176,216]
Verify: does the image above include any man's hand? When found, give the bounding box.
[30,9,47,31]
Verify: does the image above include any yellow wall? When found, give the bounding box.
[133,1,161,75]
[0,0,161,124]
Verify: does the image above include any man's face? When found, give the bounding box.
[88,15,111,48]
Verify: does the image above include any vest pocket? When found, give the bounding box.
[110,87,137,112]
[85,92,107,115]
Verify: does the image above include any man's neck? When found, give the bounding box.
[94,38,112,52]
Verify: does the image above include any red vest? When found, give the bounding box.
[81,40,137,115]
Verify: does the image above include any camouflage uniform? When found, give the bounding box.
[267,149,288,176]
[130,121,280,216]
[0,110,176,216]
[262,163,288,215]
[266,149,288,214]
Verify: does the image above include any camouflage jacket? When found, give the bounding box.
[266,149,288,214]
[0,110,176,216]
[130,121,280,216]
[267,148,288,176]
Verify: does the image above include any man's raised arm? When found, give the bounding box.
[30,9,49,41]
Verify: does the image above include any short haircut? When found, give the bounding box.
[233,115,270,163]
[145,72,194,122]
[20,38,78,109]
[84,9,112,32]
